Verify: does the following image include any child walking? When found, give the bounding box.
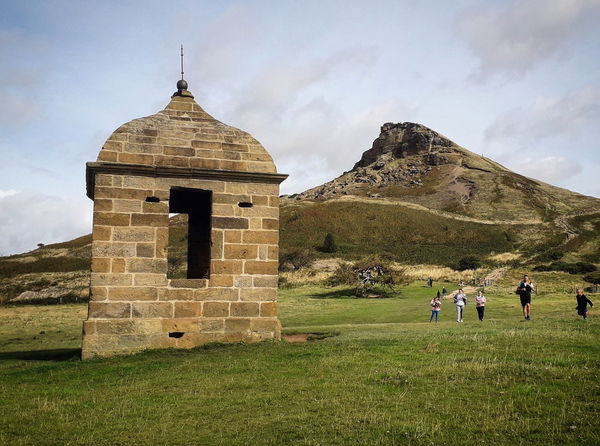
[575,288,593,320]
[454,289,467,322]
[475,291,486,321]
[430,296,441,322]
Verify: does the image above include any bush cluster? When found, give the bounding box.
[456,256,481,271]
[279,250,314,271]
[533,261,597,275]
[583,271,600,284]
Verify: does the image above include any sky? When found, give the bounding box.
[0,0,599,255]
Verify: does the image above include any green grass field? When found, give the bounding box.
[0,283,598,445]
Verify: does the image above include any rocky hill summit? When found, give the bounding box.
[289,122,600,223]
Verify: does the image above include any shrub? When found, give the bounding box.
[456,256,481,271]
[583,271,600,284]
[321,233,338,253]
[326,262,356,287]
[279,250,314,271]
[534,261,597,274]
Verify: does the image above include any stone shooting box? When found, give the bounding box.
[82,79,287,359]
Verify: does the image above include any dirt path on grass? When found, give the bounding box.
[323,195,544,226]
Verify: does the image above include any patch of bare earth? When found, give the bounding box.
[283,334,310,343]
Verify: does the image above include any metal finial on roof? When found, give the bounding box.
[181,44,184,80]
[176,44,188,91]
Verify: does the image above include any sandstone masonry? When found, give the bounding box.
[82,84,287,359]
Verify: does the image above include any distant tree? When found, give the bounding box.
[583,271,600,284]
[456,256,481,271]
[322,233,338,253]
[37,243,45,249]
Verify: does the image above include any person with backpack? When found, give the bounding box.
[454,289,467,322]
[475,290,486,321]
[516,274,534,320]
[430,295,442,323]
[575,288,593,320]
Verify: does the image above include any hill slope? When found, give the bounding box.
[282,122,600,263]
[290,122,599,222]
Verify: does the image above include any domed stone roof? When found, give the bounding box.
[96,89,277,174]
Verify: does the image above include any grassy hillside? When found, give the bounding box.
[281,200,518,263]
[280,199,600,266]
[0,280,598,445]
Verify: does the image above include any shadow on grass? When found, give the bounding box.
[307,287,399,299]
[307,288,357,299]
[0,348,81,361]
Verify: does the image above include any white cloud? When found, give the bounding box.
[484,85,600,145]
[0,191,92,255]
[0,189,17,199]
[513,156,583,186]
[457,0,600,79]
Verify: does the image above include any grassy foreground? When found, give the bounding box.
[0,283,598,446]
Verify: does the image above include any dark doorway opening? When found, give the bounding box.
[169,188,212,279]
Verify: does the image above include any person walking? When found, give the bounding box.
[430,295,441,323]
[575,288,593,320]
[442,287,447,299]
[475,290,486,321]
[516,274,534,320]
[454,289,467,322]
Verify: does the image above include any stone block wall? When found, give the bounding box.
[82,173,282,359]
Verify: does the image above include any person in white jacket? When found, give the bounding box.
[454,289,467,322]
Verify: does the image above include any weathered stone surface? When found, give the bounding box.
[134,273,168,287]
[239,288,278,302]
[158,288,194,301]
[91,273,133,287]
[88,302,131,319]
[174,301,202,318]
[212,217,248,229]
[242,231,278,244]
[193,287,238,301]
[253,276,278,287]
[107,287,158,301]
[136,243,155,258]
[260,302,278,317]
[230,302,259,317]
[92,226,112,242]
[126,258,167,273]
[94,212,130,227]
[91,258,111,273]
[211,260,243,275]
[224,244,258,260]
[169,279,208,288]
[131,302,172,318]
[244,261,278,275]
[208,275,233,287]
[203,302,229,317]
[131,214,168,227]
[113,199,142,213]
[113,227,155,242]
[262,218,279,230]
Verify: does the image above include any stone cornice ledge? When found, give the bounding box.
[86,162,288,199]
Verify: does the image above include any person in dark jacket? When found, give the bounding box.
[516,274,534,320]
[575,288,594,320]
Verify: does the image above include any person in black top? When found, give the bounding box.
[516,274,534,320]
[575,288,593,320]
